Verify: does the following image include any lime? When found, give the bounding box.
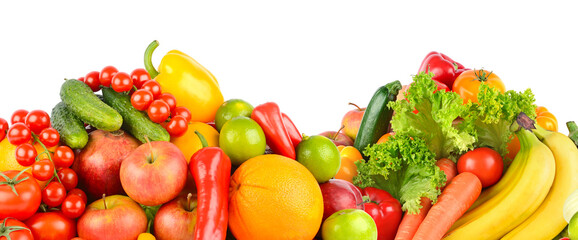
[296,135,341,183]
[219,117,266,165]
[214,99,254,132]
[569,212,578,239]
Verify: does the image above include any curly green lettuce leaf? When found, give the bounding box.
[389,72,476,160]
[354,134,446,214]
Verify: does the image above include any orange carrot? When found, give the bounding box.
[436,158,457,189]
[393,197,432,240]
[412,172,482,240]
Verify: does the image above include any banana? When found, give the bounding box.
[502,126,578,240]
[443,128,555,240]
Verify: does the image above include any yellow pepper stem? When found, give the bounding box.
[144,40,160,79]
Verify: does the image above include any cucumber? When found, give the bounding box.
[101,87,170,143]
[50,102,89,149]
[353,80,402,158]
[60,79,123,131]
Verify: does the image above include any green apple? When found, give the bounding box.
[321,209,378,240]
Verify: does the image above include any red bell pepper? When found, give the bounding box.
[359,187,403,240]
[281,112,302,147]
[189,131,231,240]
[251,102,296,159]
[418,51,468,90]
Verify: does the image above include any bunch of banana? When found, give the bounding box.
[443,127,556,240]
[502,125,578,239]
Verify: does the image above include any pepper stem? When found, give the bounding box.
[144,40,160,79]
[194,130,209,148]
[567,121,578,147]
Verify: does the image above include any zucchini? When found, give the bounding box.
[60,79,123,131]
[101,87,170,143]
[50,101,89,149]
[353,80,402,158]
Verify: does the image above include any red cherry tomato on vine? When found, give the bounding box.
[131,89,154,111]
[38,128,60,148]
[15,143,37,167]
[52,146,74,168]
[172,106,192,122]
[57,168,78,191]
[11,109,29,125]
[0,118,8,141]
[84,71,101,92]
[25,110,51,134]
[41,181,66,208]
[141,80,162,99]
[159,93,177,112]
[457,147,503,188]
[165,115,189,137]
[99,66,118,88]
[147,100,171,123]
[0,217,34,240]
[61,194,86,219]
[111,72,134,93]
[31,159,54,182]
[7,123,32,146]
[130,68,151,89]
[0,170,42,221]
[25,212,77,240]
[67,188,87,204]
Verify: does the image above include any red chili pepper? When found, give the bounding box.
[251,102,296,159]
[359,187,403,240]
[281,112,302,147]
[418,51,468,90]
[189,131,231,240]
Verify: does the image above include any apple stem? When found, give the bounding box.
[186,193,193,212]
[144,135,155,164]
[102,194,108,210]
[348,102,363,111]
[334,125,346,140]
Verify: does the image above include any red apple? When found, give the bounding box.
[73,130,140,201]
[318,130,354,147]
[120,141,188,206]
[340,103,365,141]
[154,193,198,240]
[319,178,365,221]
[77,195,147,240]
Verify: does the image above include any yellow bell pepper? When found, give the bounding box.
[170,122,220,163]
[334,145,364,183]
[144,40,224,123]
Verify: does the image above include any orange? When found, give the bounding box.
[229,154,323,240]
[170,121,219,163]
[0,138,56,187]
[376,132,394,144]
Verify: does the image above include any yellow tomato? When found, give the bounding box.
[452,69,505,104]
[137,233,156,240]
[0,138,56,187]
[170,122,219,163]
[334,146,363,183]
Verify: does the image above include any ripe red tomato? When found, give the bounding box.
[457,147,503,188]
[52,146,74,168]
[7,123,32,145]
[25,110,51,134]
[165,115,188,137]
[41,181,66,208]
[141,80,162,99]
[0,118,8,141]
[99,66,119,88]
[111,72,134,93]
[159,93,177,112]
[15,143,37,167]
[0,171,42,221]
[147,100,171,123]
[172,106,192,122]
[0,218,34,240]
[131,89,154,111]
[31,159,54,181]
[25,212,77,240]
[130,68,151,89]
[84,71,101,92]
[10,110,29,125]
[61,194,86,219]
[57,168,78,191]
[38,128,60,148]
[67,188,87,204]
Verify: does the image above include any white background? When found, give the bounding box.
[1,1,577,136]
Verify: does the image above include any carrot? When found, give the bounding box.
[394,197,432,240]
[436,158,457,189]
[412,172,482,240]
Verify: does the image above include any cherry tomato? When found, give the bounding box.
[25,212,77,240]
[67,188,87,204]
[172,106,192,122]
[10,110,29,125]
[52,146,74,168]
[111,72,134,93]
[61,194,86,219]
[24,110,51,134]
[57,168,78,191]
[0,118,8,141]
[7,123,32,145]
[159,93,177,112]
[99,66,118,88]
[141,80,162,99]
[131,89,154,111]
[0,218,34,240]
[38,128,60,148]
[31,159,54,182]
[165,115,189,137]
[0,171,42,221]
[147,100,171,123]
[84,71,101,92]
[41,181,66,208]
[78,77,85,82]
[452,69,505,104]
[130,68,151,89]
[15,143,37,167]
[457,147,503,188]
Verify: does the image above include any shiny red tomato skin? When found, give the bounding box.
[0,218,34,240]
[24,212,76,240]
[0,171,42,221]
[457,147,503,188]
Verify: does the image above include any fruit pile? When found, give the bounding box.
[0,43,577,240]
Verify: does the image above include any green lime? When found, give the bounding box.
[569,211,578,239]
[219,116,266,165]
[296,135,341,183]
[215,99,254,132]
